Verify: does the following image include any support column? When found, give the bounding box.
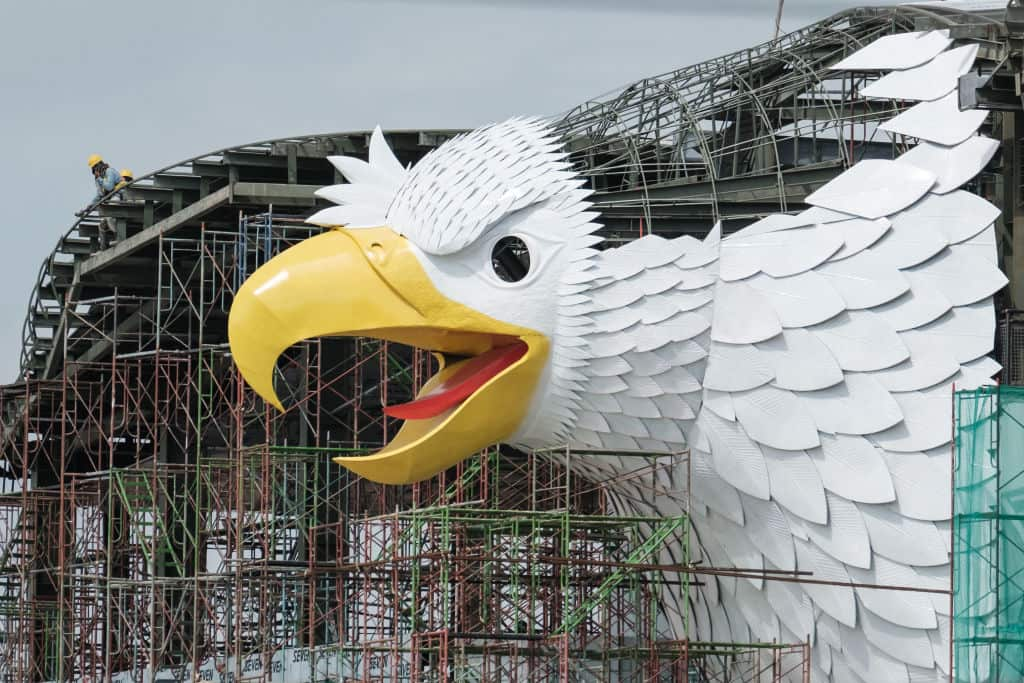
[1005,112,1024,305]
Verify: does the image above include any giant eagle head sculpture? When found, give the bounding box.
[228,33,1010,680]
[228,119,606,484]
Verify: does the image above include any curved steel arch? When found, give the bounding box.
[20,4,1004,377]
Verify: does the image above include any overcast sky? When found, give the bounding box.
[0,0,860,380]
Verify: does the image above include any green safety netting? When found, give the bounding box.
[954,386,1024,682]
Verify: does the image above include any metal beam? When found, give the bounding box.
[593,163,841,206]
[80,185,231,276]
[231,182,320,207]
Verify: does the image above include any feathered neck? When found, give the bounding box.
[511,227,722,453]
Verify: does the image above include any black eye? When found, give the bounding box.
[491,236,531,283]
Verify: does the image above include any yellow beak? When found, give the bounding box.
[227,227,548,484]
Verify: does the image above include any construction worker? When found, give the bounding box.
[76,155,126,247]
[76,155,124,219]
[88,154,121,201]
[115,168,134,191]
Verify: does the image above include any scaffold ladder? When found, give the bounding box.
[112,471,183,570]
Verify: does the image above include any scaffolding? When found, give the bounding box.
[953,386,1024,682]
[306,448,810,682]
[0,216,431,682]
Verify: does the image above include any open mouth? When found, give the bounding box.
[332,332,543,484]
[385,341,529,420]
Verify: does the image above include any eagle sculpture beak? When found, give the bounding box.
[228,227,548,484]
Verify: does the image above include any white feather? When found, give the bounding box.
[871,285,952,332]
[810,311,908,372]
[794,538,856,627]
[928,616,952,675]
[818,250,909,309]
[651,393,697,420]
[706,512,766,587]
[897,136,1000,194]
[890,190,1000,244]
[860,504,948,567]
[828,217,891,261]
[698,409,771,500]
[880,91,988,146]
[691,449,744,525]
[811,434,896,504]
[734,579,780,638]
[805,492,872,569]
[840,625,912,683]
[711,281,782,344]
[763,571,814,639]
[368,125,407,180]
[306,204,387,228]
[725,227,843,279]
[703,343,775,392]
[733,385,820,450]
[804,160,936,219]
[315,182,395,209]
[704,389,736,421]
[756,329,844,392]
[881,448,951,522]
[746,270,846,327]
[871,209,950,269]
[801,372,903,436]
[870,340,960,392]
[326,154,399,189]
[740,494,797,571]
[873,390,953,453]
[829,30,950,70]
[763,447,828,524]
[861,43,978,101]
[858,607,936,669]
[902,247,1008,307]
[848,555,938,629]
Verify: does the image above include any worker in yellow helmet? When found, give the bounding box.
[115,169,134,191]
[89,155,121,200]
[76,155,123,217]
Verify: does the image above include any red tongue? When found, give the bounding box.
[384,341,528,420]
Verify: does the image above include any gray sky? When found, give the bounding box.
[0,0,855,380]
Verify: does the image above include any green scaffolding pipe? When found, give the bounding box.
[557,516,686,635]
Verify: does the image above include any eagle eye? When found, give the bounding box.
[491,236,531,283]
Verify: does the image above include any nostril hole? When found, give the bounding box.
[368,242,386,263]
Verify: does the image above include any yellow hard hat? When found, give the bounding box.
[87,154,103,169]
[120,169,133,179]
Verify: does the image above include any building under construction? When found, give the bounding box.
[3,3,1024,681]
